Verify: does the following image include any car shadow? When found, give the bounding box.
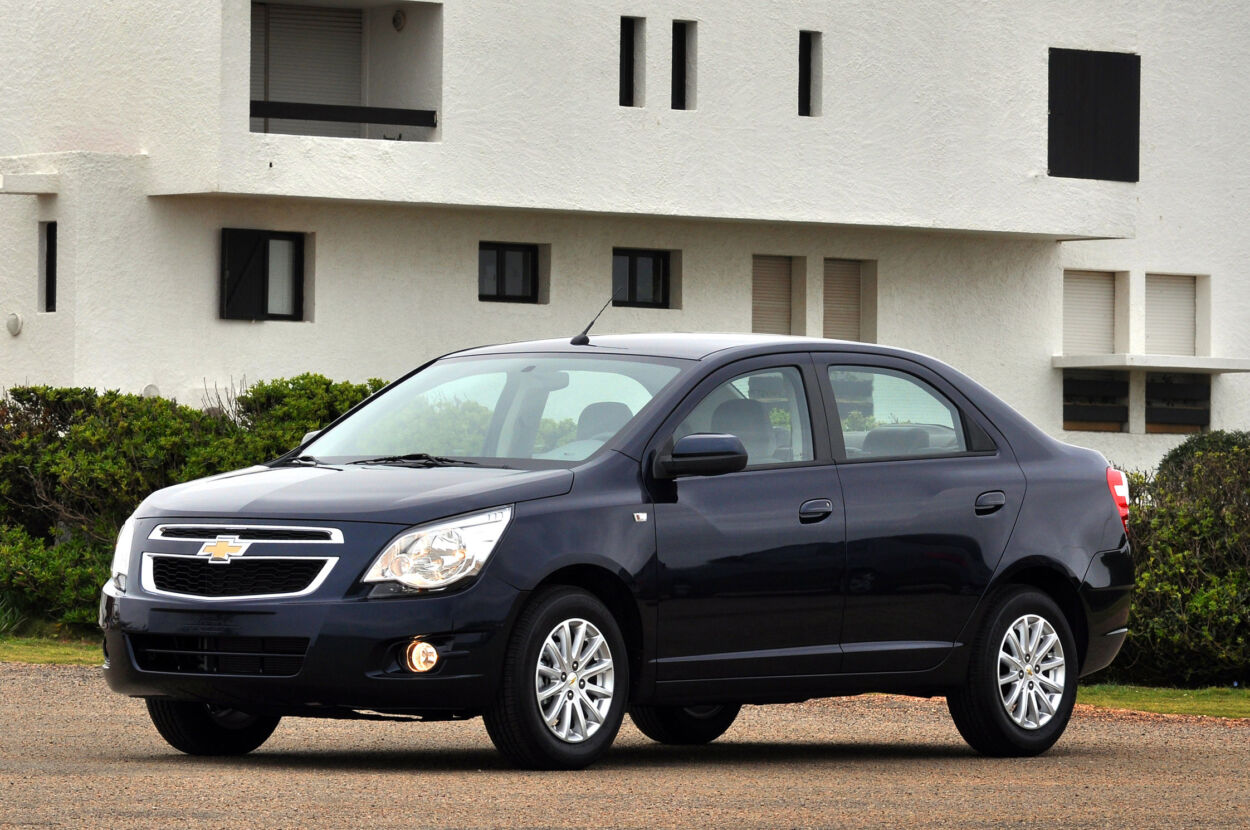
[139,739,1030,773]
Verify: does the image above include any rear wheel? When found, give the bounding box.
[629,703,741,745]
[484,587,629,769]
[146,699,280,755]
[947,587,1078,756]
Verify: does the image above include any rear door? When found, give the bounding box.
[814,355,1026,673]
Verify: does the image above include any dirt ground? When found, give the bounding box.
[1,663,1246,829]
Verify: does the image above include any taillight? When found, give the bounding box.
[1106,467,1129,535]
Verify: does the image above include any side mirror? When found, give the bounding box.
[654,433,749,479]
[300,429,321,447]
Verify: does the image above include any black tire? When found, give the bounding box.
[146,699,280,756]
[947,587,1078,757]
[483,587,629,769]
[629,703,741,745]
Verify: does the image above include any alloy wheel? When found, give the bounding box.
[997,613,1066,729]
[534,617,615,743]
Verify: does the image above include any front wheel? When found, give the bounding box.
[630,704,741,745]
[483,587,629,769]
[146,699,280,755]
[947,587,1078,757]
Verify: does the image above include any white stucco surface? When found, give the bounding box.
[1,1,1248,472]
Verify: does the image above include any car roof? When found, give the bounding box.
[454,332,926,362]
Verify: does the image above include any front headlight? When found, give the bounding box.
[363,506,513,591]
[109,516,137,593]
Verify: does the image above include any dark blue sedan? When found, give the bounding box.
[100,333,1133,768]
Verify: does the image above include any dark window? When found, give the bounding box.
[1146,373,1209,434]
[1049,47,1140,182]
[672,21,693,110]
[799,31,820,116]
[1062,370,1128,432]
[40,222,56,313]
[478,242,539,303]
[828,367,970,460]
[620,17,642,107]
[612,248,671,308]
[220,228,305,321]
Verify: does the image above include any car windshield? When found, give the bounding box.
[303,353,687,466]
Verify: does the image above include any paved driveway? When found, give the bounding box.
[1,663,1245,829]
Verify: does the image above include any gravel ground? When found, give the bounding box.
[1,663,1246,829]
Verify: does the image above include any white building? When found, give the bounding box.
[1,0,1247,470]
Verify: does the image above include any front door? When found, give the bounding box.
[651,356,845,682]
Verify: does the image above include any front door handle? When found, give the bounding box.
[799,498,834,523]
[975,490,1007,515]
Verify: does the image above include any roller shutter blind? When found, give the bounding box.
[1145,274,1196,356]
[823,259,861,340]
[1063,270,1115,354]
[251,4,363,138]
[752,256,792,334]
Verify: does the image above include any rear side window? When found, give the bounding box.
[828,367,968,459]
[676,367,814,467]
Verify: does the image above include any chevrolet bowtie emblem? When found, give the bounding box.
[199,537,249,564]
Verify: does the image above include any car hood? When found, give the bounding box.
[136,464,575,525]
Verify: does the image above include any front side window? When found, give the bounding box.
[675,366,814,467]
[829,366,967,459]
[220,228,305,321]
[306,355,686,465]
[612,248,671,308]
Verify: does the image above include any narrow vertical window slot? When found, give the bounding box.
[620,17,645,107]
[672,21,695,109]
[39,222,57,313]
[799,31,821,116]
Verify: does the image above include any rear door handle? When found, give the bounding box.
[799,498,834,523]
[975,490,1006,515]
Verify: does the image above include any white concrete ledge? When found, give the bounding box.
[1052,353,1250,374]
[0,173,59,194]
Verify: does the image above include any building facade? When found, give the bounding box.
[1,0,1247,470]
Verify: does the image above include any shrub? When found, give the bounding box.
[1156,429,1250,482]
[1110,438,1250,687]
[0,375,386,628]
[0,525,107,627]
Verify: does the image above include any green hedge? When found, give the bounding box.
[1109,444,1250,687]
[0,375,383,628]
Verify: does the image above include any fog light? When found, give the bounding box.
[404,639,439,673]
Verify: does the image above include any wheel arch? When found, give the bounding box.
[995,563,1089,670]
[530,564,646,695]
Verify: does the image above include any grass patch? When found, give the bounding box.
[0,636,101,666]
[1079,684,1249,719]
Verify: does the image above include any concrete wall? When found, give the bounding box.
[0,152,1061,442]
[1059,1,1250,469]
[107,0,1129,237]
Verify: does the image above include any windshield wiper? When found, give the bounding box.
[273,454,322,467]
[349,453,479,467]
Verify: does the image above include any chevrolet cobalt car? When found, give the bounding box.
[100,334,1132,768]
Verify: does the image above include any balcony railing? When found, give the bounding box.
[250,101,437,129]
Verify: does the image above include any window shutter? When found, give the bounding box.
[752,256,792,334]
[250,4,266,132]
[221,228,268,320]
[823,259,861,340]
[263,5,363,138]
[1063,270,1115,354]
[1145,274,1196,355]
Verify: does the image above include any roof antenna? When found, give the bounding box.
[570,288,622,345]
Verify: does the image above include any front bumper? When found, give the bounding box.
[100,574,524,717]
